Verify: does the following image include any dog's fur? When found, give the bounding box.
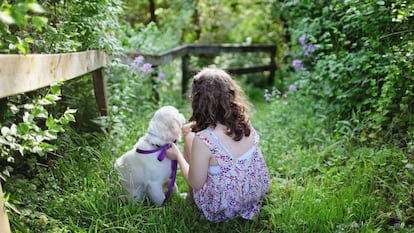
[114,106,185,205]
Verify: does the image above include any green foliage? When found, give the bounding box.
[255,90,413,231]
[125,22,182,53]
[279,0,414,144]
[38,0,124,53]
[0,84,76,180]
[1,0,413,231]
[5,85,413,232]
[0,0,123,54]
[0,0,125,180]
[0,0,47,54]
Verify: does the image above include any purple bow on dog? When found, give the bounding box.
[136,144,178,203]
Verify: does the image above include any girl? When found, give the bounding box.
[167,67,270,222]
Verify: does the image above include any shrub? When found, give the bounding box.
[278,0,414,144]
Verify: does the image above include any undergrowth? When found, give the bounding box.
[4,82,413,232]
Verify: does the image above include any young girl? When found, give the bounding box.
[167,67,270,222]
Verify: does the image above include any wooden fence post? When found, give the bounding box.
[91,68,109,116]
[268,47,276,86]
[0,182,11,233]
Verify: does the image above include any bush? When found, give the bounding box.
[278,0,414,144]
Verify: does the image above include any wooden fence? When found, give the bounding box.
[126,44,277,96]
[0,50,109,232]
[0,50,110,115]
[0,44,276,231]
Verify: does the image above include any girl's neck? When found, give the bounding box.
[212,123,230,134]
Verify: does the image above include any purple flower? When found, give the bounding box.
[264,89,271,102]
[158,72,166,80]
[292,59,305,70]
[307,43,315,52]
[303,51,310,57]
[299,35,306,45]
[104,68,111,74]
[289,84,297,91]
[130,56,144,69]
[140,63,153,75]
[294,60,306,71]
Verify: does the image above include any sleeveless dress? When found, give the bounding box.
[192,127,271,222]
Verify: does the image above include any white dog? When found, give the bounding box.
[114,106,185,205]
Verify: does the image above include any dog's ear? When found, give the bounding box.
[148,106,185,143]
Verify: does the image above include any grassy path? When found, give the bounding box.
[7,91,413,232]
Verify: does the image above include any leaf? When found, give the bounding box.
[17,123,30,134]
[27,3,46,13]
[46,115,55,128]
[44,131,57,140]
[24,104,34,110]
[1,127,9,136]
[10,124,17,135]
[39,142,57,151]
[15,43,27,55]
[32,16,48,32]
[65,108,77,114]
[50,85,62,96]
[0,11,15,24]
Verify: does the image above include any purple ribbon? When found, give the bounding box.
[136,144,177,203]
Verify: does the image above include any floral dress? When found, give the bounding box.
[193,127,271,222]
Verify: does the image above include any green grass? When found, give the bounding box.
[5,87,414,233]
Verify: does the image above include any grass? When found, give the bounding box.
[5,85,414,232]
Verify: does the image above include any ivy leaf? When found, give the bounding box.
[15,43,27,55]
[0,11,15,24]
[31,16,47,32]
[39,142,57,152]
[1,127,9,136]
[46,115,55,128]
[50,84,62,96]
[17,123,30,135]
[27,3,46,14]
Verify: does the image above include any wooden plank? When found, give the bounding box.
[190,65,275,76]
[0,50,109,99]
[125,45,188,66]
[268,47,276,85]
[226,65,275,75]
[91,69,109,116]
[0,182,11,233]
[125,44,276,66]
[187,44,276,54]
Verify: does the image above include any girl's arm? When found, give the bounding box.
[188,135,210,189]
[167,136,210,190]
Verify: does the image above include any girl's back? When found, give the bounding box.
[192,125,270,222]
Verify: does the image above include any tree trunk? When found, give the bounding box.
[148,0,157,24]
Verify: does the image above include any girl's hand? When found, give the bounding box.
[182,122,193,136]
[166,143,182,161]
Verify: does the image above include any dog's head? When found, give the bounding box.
[147,106,186,145]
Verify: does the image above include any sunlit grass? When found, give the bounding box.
[7,86,414,232]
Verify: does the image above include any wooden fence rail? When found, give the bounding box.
[0,50,109,115]
[126,44,277,96]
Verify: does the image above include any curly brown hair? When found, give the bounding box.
[189,67,252,141]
